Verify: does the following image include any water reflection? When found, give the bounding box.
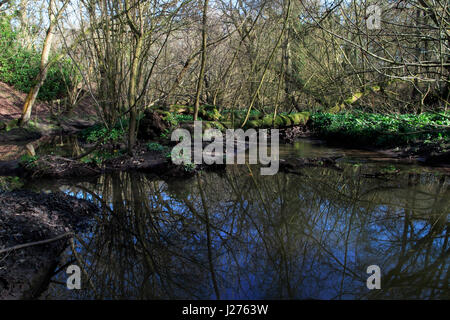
[25,160,449,300]
[0,134,82,161]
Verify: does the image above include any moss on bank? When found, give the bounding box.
[148,105,310,131]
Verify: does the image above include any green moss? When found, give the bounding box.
[262,116,273,127]
[246,120,261,128]
[287,112,309,125]
[280,115,292,127]
[220,121,233,129]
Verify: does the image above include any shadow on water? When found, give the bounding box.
[21,156,449,300]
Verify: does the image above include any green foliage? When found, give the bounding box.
[169,150,196,172]
[147,142,166,152]
[201,105,221,121]
[0,15,76,101]
[380,165,399,174]
[81,124,126,144]
[5,119,18,131]
[310,111,450,147]
[19,154,39,167]
[159,128,171,139]
[163,113,196,127]
[171,150,196,172]
[0,176,23,191]
[80,150,120,166]
[183,162,196,172]
[222,109,262,121]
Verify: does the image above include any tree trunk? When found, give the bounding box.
[128,35,144,153]
[241,0,292,128]
[194,0,209,121]
[19,0,66,127]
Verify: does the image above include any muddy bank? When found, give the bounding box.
[0,118,97,145]
[0,149,222,180]
[301,126,450,166]
[0,128,42,143]
[0,141,446,181]
[0,190,98,299]
[286,127,450,166]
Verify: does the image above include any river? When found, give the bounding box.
[2,137,449,299]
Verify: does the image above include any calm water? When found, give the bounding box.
[8,138,450,300]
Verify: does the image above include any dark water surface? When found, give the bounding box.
[12,138,450,300]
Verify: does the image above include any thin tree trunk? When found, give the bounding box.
[19,0,67,127]
[241,0,291,128]
[128,35,144,153]
[194,0,209,121]
[125,0,145,153]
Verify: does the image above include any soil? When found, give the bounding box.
[0,128,42,143]
[0,190,98,300]
[9,149,215,180]
[0,81,98,143]
[0,82,96,124]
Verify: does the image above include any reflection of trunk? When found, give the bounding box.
[194,0,209,121]
[197,174,220,299]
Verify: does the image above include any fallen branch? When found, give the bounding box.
[0,233,74,255]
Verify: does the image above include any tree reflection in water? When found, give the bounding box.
[32,164,449,300]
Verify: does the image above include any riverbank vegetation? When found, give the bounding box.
[0,0,448,162]
[311,111,450,151]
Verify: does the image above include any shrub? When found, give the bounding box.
[81,123,126,144]
[0,15,76,101]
